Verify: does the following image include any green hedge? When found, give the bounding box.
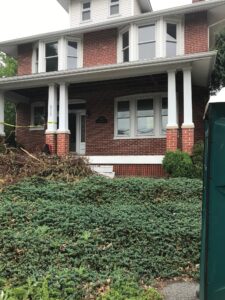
[0,176,202,299]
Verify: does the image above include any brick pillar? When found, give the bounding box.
[57,133,70,156]
[45,133,57,154]
[182,127,194,154]
[166,128,178,151]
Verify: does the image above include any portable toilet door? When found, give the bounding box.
[200,87,225,300]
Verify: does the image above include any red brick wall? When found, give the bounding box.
[16,102,45,152]
[83,29,117,67]
[113,164,165,177]
[17,43,33,76]
[185,11,208,54]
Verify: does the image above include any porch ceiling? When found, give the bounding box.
[0,51,216,92]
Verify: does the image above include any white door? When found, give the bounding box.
[69,110,86,155]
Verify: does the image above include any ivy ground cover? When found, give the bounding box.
[0,176,202,299]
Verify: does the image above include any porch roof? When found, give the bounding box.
[0,51,216,91]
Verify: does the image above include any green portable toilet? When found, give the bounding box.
[200,87,225,300]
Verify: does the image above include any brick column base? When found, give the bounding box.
[57,133,70,156]
[45,133,57,154]
[166,128,178,151]
[182,127,194,155]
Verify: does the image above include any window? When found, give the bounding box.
[67,41,78,69]
[117,101,130,136]
[31,103,46,129]
[45,42,58,72]
[115,94,167,138]
[82,1,91,21]
[122,31,129,62]
[161,97,168,135]
[136,99,154,135]
[110,0,119,16]
[34,47,39,73]
[166,23,177,57]
[138,24,156,60]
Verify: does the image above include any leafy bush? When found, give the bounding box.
[0,176,202,299]
[192,141,204,179]
[162,150,194,178]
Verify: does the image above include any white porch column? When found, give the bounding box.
[57,83,70,133]
[167,70,178,151]
[182,67,194,128]
[0,91,5,137]
[167,70,178,128]
[46,84,58,134]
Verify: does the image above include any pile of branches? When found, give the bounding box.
[0,148,93,186]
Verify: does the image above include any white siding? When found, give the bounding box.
[133,0,141,15]
[69,0,135,28]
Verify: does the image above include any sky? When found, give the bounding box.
[0,0,191,42]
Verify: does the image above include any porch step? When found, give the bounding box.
[90,165,115,178]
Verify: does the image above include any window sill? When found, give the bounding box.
[29,127,45,131]
[114,135,166,140]
[80,19,92,24]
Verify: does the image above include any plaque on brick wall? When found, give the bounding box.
[96,116,108,124]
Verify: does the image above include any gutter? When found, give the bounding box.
[0,0,225,46]
[0,51,217,89]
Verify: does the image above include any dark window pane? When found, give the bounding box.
[117,119,130,136]
[83,2,90,9]
[82,10,91,20]
[68,41,77,56]
[162,97,168,115]
[139,25,155,43]
[111,0,118,2]
[34,106,45,126]
[110,4,119,15]
[139,42,155,60]
[123,48,129,62]
[166,42,177,57]
[123,31,129,49]
[118,101,130,118]
[167,23,177,42]
[137,117,154,135]
[137,99,154,117]
[46,57,58,72]
[46,42,58,57]
[68,57,77,69]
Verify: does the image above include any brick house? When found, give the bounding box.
[0,0,224,176]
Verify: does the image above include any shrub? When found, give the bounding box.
[192,141,204,179]
[0,177,202,299]
[162,150,194,178]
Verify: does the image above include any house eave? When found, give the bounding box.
[56,0,69,12]
[0,0,224,58]
[0,51,217,90]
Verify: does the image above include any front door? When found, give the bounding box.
[69,111,86,155]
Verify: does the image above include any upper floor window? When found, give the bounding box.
[82,1,91,21]
[122,31,129,62]
[110,0,119,16]
[45,42,58,72]
[67,41,78,69]
[166,23,177,57]
[34,47,39,73]
[138,24,156,60]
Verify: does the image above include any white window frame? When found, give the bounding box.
[30,102,46,131]
[81,0,91,23]
[32,43,39,74]
[114,93,168,139]
[118,26,130,63]
[137,22,157,61]
[44,40,59,72]
[109,0,120,17]
[66,37,83,69]
[163,17,184,57]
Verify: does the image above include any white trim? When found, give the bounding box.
[32,43,39,74]
[0,91,5,136]
[109,0,120,17]
[80,0,92,23]
[183,67,193,126]
[114,92,168,139]
[86,155,164,165]
[118,25,130,63]
[46,84,58,133]
[65,37,83,69]
[57,83,70,132]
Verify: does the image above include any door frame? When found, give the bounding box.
[69,109,86,155]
